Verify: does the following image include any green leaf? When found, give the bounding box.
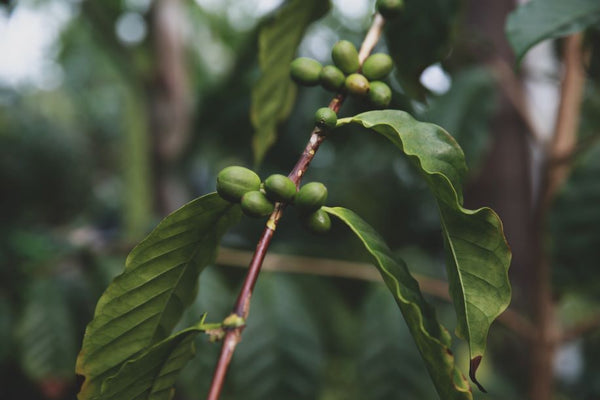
[98,317,213,400]
[16,278,77,381]
[76,193,241,399]
[231,274,323,400]
[344,110,511,389]
[324,206,472,399]
[423,67,497,171]
[506,0,600,63]
[384,0,461,99]
[250,0,330,165]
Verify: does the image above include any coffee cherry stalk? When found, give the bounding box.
[207,4,401,399]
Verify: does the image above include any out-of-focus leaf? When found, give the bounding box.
[76,193,241,400]
[344,110,511,389]
[423,67,497,170]
[16,279,77,381]
[359,286,438,400]
[384,0,461,99]
[325,206,472,399]
[231,273,323,400]
[251,0,330,165]
[98,317,213,400]
[506,0,600,63]
[549,142,600,296]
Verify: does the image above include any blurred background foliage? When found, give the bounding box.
[0,0,599,399]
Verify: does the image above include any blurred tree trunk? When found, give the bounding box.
[147,0,193,214]
[463,0,546,397]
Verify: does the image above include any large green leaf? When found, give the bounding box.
[98,318,213,400]
[342,110,511,388]
[250,0,330,165]
[76,193,241,399]
[324,207,472,399]
[506,0,600,63]
[384,0,461,99]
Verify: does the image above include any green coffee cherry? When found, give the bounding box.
[320,65,346,91]
[362,53,393,80]
[368,81,392,108]
[314,107,337,130]
[295,182,328,212]
[345,73,370,96]
[216,166,261,202]
[376,0,404,18]
[304,208,331,234]
[264,174,296,203]
[290,57,322,86]
[332,40,359,74]
[240,191,274,217]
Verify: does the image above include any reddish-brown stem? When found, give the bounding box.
[232,226,275,316]
[205,14,386,400]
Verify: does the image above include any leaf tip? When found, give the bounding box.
[469,355,487,393]
[76,374,85,394]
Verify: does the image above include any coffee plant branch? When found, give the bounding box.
[205,12,387,400]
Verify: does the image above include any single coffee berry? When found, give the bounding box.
[345,73,370,96]
[216,166,261,202]
[332,40,359,74]
[304,208,331,234]
[240,191,275,217]
[320,65,346,91]
[290,57,323,86]
[362,53,393,80]
[314,107,337,130]
[368,81,392,108]
[264,174,296,203]
[295,182,328,212]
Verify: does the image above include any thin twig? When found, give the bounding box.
[530,33,586,400]
[487,57,545,146]
[561,314,600,343]
[205,14,387,400]
[542,33,586,209]
[548,131,600,166]
[216,247,536,340]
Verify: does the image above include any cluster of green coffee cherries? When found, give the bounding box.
[216,166,331,234]
[290,40,394,108]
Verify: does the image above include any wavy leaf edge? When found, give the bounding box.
[346,109,512,387]
[324,206,473,399]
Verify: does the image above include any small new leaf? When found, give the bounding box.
[98,317,212,400]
